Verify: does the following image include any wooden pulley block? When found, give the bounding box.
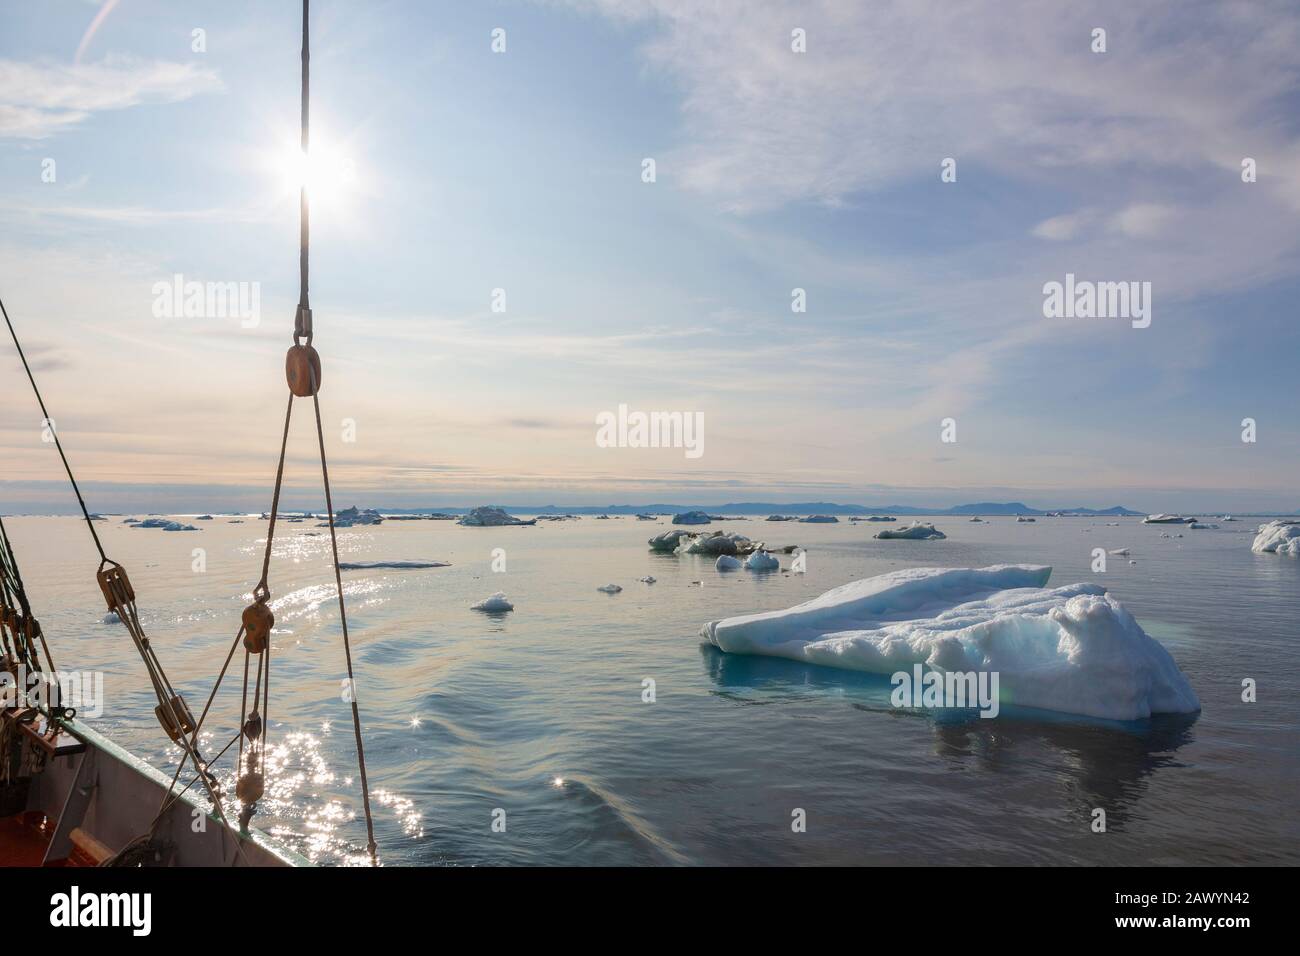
[285,343,321,397]
[236,771,265,805]
[96,564,134,611]
[242,600,274,654]
[242,710,263,742]
[155,694,197,745]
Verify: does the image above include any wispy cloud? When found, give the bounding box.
[0,55,222,139]
[566,0,1300,211]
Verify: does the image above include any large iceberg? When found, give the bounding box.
[459,506,536,527]
[672,510,712,525]
[1252,520,1300,556]
[875,521,946,540]
[699,565,1199,721]
[1143,514,1197,524]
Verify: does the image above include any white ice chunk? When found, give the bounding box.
[1252,520,1300,556]
[471,592,514,612]
[648,529,693,552]
[715,555,742,571]
[744,550,780,571]
[699,564,1199,721]
[682,532,751,556]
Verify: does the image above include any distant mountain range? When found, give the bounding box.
[383,501,1147,517]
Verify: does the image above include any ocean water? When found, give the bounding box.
[4,513,1296,866]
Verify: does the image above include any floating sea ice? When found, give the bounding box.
[744,550,780,571]
[682,532,751,556]
[1143,514,1197,524]
[875,522,946,540]
[471,592,514,612]
[1016,516,1036,523]
[672,510,712,525]
[597,584,623,593]
[638,576,657,584]
[133,518,198,532]
[459,506,535,527]
[700,564,1200,721]
[1252,520,1300,556]
[648,529,694,552]
[715,555,742,571]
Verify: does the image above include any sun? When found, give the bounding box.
[271,135,357,207]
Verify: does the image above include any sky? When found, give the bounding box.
[0,0,1297,514]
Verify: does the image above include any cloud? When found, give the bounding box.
[564,0,1300,212]
[1032,209,1097,241]
[1108,202,1177,238]
[0,55,222,139]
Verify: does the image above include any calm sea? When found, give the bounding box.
[4,513,1296,865]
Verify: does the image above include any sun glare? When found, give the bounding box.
[272,137,357,207]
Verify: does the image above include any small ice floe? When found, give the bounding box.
[672,510,712,525]
[1221,515,1236,522]
[638,576,656,584]
[699,564,1200,721]
[636,514,657,521]
[648,529,694,552]
[874,522,946,540]
[766,515,797,522]
[1143,514,1198,524]
[1016,516,1036,523]
[597,583,623,593]
[799,515,839,523]
[196,515,214,521]
[715,555,742,571]
[1108,548,1130,556]
[744,550,780,571]
[102,611,120,625]
[1188,522,1219,530]
[681,532,751,556]
[459,506,536,527]
[133,518,198,532]
[969,517,984,522]
[471,592,514,612]
[337,560,451,571]
[1252,520,1300,556]
[863,515,896,522]
[1129,560,1138,565]
[535,514,580,522]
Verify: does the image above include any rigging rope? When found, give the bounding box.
[0,295,107,561]
[205,0,378,864]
